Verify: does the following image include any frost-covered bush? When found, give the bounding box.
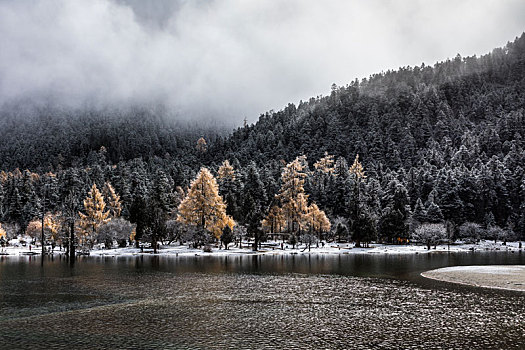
[97,218,135,248]
[458,222,484,243]
[2,223,20,240]
[412,223,447,250]
[485,225,515,244]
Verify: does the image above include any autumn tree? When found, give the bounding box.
[267,155,328,239]
[44,213,62,246]
[314,152,335,174]
[0,223,6,244]
[196,137,207,153]
[218,160,235,180]
[262,205,285,234]
[78,184,111,248]
[305,203,331,239]
[177,167,234,241]
[274,155,310,233]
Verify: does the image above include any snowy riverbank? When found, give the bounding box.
[422,265,525,292]
[0,240,523,258]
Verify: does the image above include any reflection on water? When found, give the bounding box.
[0,252,524,349]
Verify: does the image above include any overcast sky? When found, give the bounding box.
[1,0,524,124]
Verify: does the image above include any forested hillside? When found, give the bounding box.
[1,33,525,249]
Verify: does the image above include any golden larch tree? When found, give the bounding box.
[217,160,235,181]
[79,184,111,246]
[177,167,234,239]
[274,155,310,233]
[313,152,335,174]
[0,223,6,240]
[349,154,366,180]
[262,205,285,233]
[196,137,207,153]
[44,213,62,243]
[305,203,331,235]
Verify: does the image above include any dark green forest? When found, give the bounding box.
[1,33,525,246]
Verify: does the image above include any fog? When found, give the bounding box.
[1,0,524,124]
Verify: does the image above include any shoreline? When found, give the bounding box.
[422,265,525,292]
[0,240,523,258]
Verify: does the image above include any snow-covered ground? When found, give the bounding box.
[422,265,525,292]
[0,239,522,257]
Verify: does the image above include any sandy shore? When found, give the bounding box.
[422,265,525,292]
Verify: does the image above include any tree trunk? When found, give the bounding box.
[153,232,158,254]
[41,214,45,266]
[426,242,431,250]
[69,221,75,264]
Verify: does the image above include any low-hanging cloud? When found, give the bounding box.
[1,0,524,124]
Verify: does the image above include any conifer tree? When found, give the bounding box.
[0,223,5,242]
[44,213,62,244]
[426,199,444,223]
[274,155,310,233]
[217,160,241,220]
[242,163,268,250]
[262,205,285,233]
[103,182,122,217]
[313,152,335,174]
[177,167,234,239]
[218,160,235,180]
[78,184,111,248]
[196,137,207,153]
[305,203,331,238]
[349,154,366,180]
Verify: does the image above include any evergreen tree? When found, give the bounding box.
[242,163,267,250]
[426,199,444,223]
[271,155,310,234]
[103,182,122,217]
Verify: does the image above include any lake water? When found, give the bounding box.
[0,252,524,349]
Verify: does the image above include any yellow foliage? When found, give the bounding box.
[0,223,6,240]
[305,203,331,233]
[313,152,335,174]
[196,137,207,153]
[349,154,366,180]
[79,184,111,244]
[25,220,42,239]
[177,167,234,239]
[218,160,235,181]
[44,213,62,242]
[274,156,310,233]
[262,205,285,233]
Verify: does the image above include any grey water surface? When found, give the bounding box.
[0,252,524,349]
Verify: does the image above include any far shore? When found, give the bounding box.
[0,239,523,258]
[422,265,525,292]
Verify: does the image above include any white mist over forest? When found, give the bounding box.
[1,0,524,124]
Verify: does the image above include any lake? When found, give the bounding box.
[0,252,524,349]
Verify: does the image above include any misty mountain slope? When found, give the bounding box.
[213,33,525,170]
[0,106,227,171]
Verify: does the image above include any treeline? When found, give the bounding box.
[1,33,525,246]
